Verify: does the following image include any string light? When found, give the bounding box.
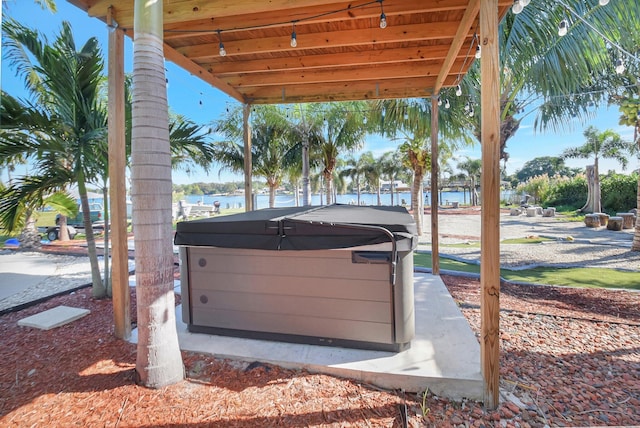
[378,0,387,29]
[521,0,530,6]
[444,99,450,109]
[512,0,524,15]
[464,102,470,111]
[217,30,226,56]
[437,96,442,106]
[468,106,475,117]
[558,19,569,37]
[455,85,462,97]
[615,58,625,74]
[598,0,609,5]
[290,22,297,48]
[475,45,481,59]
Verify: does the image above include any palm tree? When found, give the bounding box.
[340,152,373,205]
[457,157,482,206]
[456,0,629,162]
[212,105,300,208]
[378,150,407,206]
[561,126,631,213]
[1,19,107,297]
[314,102,367,204]
[131,0,183,388]
[370,99,472,234]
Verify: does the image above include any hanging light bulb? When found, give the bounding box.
[217,30,226,56]
[464,102,470,111]
[558,19,568,37]
[378,0,387,29]
[444,99,450,109]
[599,0,609,5]
[521,0,530,5]
[512,0,524,14]
[437,96,442,106]
[615,58,625,74]
[475,45,481,59]
[290,23,297,48]
[404,111,409,120]
[455,84,462,96]
[379,12,387,29]
[469,107,475,117]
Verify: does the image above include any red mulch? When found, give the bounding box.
[1,242,639,427]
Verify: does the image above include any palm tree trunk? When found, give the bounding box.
[269,184,276,208]
[132,0,184,388]
[412,171,424,236]
[325,174,333,205]
[78,173,106,298]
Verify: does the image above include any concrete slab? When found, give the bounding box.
[130,273,482,401]
[18,305,90,330]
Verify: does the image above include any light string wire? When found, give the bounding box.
[162,0,382,35]
[554,0,640,64]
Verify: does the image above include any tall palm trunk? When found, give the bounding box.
[78,173,106,298]
[268,184,276,208]
[324,172,333,205]
[132,0,184,388]
[411,170,424,236]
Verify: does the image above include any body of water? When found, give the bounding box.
[185,190,511,210]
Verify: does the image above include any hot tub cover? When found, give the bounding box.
[174,204,417,251]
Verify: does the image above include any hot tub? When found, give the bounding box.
[174,204,417,351]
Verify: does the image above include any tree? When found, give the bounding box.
[340,152,373,205]
[456,0,627,162]
[515,156,578,183]
[212,105,299,208]
[1,19,107,297]
[561,126,631,213]
[315,102,367,204]
[370,98,472,234]
[131,0,183,388]
[378,150,407,206]
[457,157,482,206]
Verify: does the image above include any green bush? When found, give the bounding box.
[601,172,637,214]
[542,175,587,210]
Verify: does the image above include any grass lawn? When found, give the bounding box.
[414,252,640,291]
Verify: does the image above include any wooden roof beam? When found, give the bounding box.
[222,59,468,88]
[204,44,468,75]
[163,44,246,103]
[180,22,461,60]
[242,75,458,104]
[162,0,477,41]
[434,0,481,95]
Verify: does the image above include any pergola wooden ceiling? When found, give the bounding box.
[69,0,511,105]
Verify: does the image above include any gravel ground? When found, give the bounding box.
[420,211,640,271]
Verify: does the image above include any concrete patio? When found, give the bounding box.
[131,272,483,401]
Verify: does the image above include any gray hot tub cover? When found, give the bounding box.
[174,204,417,251]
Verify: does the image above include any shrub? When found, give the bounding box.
[601,172,638,214]
[542,175,587,210]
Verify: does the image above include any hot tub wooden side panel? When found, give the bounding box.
[184,247,395,344]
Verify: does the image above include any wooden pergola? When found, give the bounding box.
[68,0,510,408]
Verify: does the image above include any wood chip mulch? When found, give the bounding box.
[1,245,639,427]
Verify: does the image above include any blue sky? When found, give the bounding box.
[1,1,636,185]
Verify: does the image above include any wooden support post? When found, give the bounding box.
[108,9,131,340]
[480,0,501,409]
[243,104,253,211]
[430,95,440,275]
